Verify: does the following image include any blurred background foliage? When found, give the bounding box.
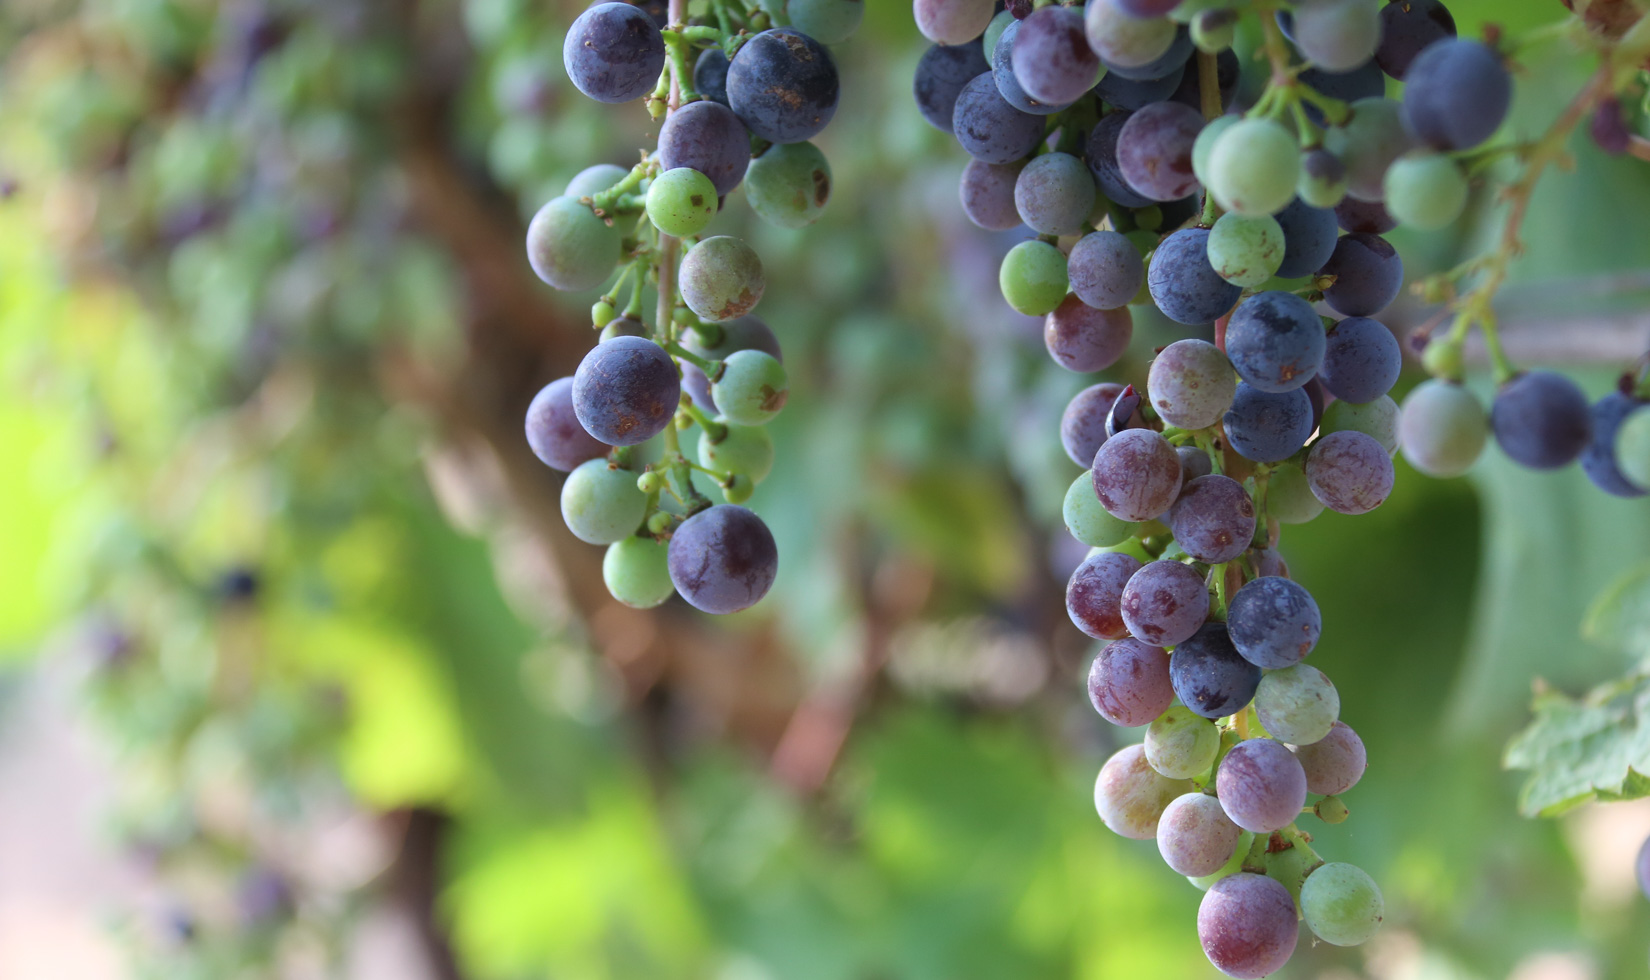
[3,0,1650,977]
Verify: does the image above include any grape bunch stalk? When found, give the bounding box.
[914,0,1650,974]
[524,0,861,614]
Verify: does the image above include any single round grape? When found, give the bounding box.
[699,418,775,483]
[1170,622,1261,720]
[1292,0,1381,72]
[1068,231,1145,310]
[1178,445,1213,481]
[1197,873,1298,979]
[526,377,608,471]
[1190,113,1240,186]
[1146,340,1236,430]
[1307,430,1395,514]
[991,20,1075,115]
[1000,240,1071,316]
[1092,428,1184,522]
[1272,197,1339,279]
[1324,97,1413,202]
[667,504,778,614]
[1148,228,1242,325]
[1297,145,1349,208]
[1085,111,1155,209]
[712,350,788,426]
[679,236,765,322]
[1062,382,1126,466]
[1169,475,1256,564]
[1095,61,1186,111]
[646,167,718,237]
[1158,792,1243,877]
[1116,101,1205,202]
[915,0,995,46]
[1146,705,1221,778]
[1322,396,1399,454]
[695,47,731,106]
[1089,637,1175,726]
[745,141,832,229]
[1224,384,1314,463]
[1267,461,1325,524]
[1094,743,1192,840]
[1289,720,1366,795]
[1105,22,1194,80]
[1121,559,1211,647]
[1064,472,1137,547]
[954,72,1045,164]
[1045,295,1133,373]
[1376,0,1456,79]
[1335,195,1397,234]
[959,158,1026,230]
[1318,316,1401,404]
[659,99,751,196]
[787,0,863,44]
[1616,405,1650,491]
[1492,370,1594,470]
[1067,551,1144,640]
[1403,39,1511,151]
[1216,737,1307,833]
[726,28,840,144]
[1399,379,1487,477]
[1189,7,1235,51]
[1227,575,1321,669]
[603,535,676,608]
[1013,5,1101,105]
[1383,151,1468,231]
[1085,0,1177,69]
[562,459,649,544]
[1188,830,1254,892]
[1254,663,1340,745]
[572,335,681,446]
[913,41,991,134]
[563,3,667,104]
[1015,152,1097,236]
[526,197,622,292]
[565,163,631,200]
[1207,118,1299,216]
[1319,232,1403,317]
[1207,213,1284,288]
[1225,291,1325,393]
[1301,863,1384,947]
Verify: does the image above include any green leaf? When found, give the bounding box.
[1582,562,1650,662]
[1503,670,1650,816]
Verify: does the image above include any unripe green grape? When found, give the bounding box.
[646,167,718,237]
[1207,212,1284,287]
[647,510,675,535]
[566,162,631,199]
[637,470,665,494]
[712,350,789,425]
[526,196,622,291]
[785,0,863,43]
[1145,705,1221,779]
[1315,795,1350,824]
[1298,147,1348,209]
[999,240,1069,316]
[1399,379,1487,477]
[1267,461,1325,524]
[1383,151,1468,231]
[1188,830,1254,891]
[1617,406,1650,490]
[1098,536,1154,564]
[745,142,832,229]
[1301,863,1384,946]
[1264,840,1321,906]
[699,418,775,482]
[679,236,765,322]
[592,299,617,327]
[603,535,676,608]
[1207,119,1300,216]
[983,10,1015,62]
[1133,205,1163,233]
[1191,113,1240,186]
[720,473,754,504]
[1064,472,1136,547]
[1191,11,1235,52]
[1254,663,1340,745]
[1322,396,1399,453]
[561,458,648,544]
[1420,337,1464,378]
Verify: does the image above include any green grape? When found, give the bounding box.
[1618,405,1650,490]
[786,0,864,43]
[602,535,676,608]
[561,458,648,544]
[1267,461,1325,524]
[1383,151,1468,231]
[1063,472,1136,547]
[1398,379,1487,478]
[1253,663,1340,745]
[712,350,789,425]
[1323,98,1410,201]
[699,417,775,482]
[745,142,832,229]
[1188,830,1254,891]
[1098,536,1154,564]
[1145,705,1221,779]
[999,240,1069,316]
[1191,10,1235,52]
[1322,395,1399,453]
[592,299,617,327]
[526,196,622,292]
[679,236,765,322]
[1191,113,1240,186]
[1264,840,1321,906]
[1207,119,1299,216]
[983,10,1015,61]
[1297,148,1348,209]
[1315,795,1350,824]
[1207,212,1284,287]
[1300,862,1385,946]
[566,162,631,199]
[646,167,718,237]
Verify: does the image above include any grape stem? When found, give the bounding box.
[1196,50,1223,227]
[680,400,728,442]
[663,339,717,372]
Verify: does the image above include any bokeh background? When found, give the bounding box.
[4,0,1650,977]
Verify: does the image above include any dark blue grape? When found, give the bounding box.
[1012,5,1101,106]
[1148,228,1242,326]
[1582,392,1650,498]
[913,41,990,134]
[1402,39,1510,151]
[1273,198,1339,278]
[694,47,731,106]
[526,377,608,471]
[563,3,667,104]
[667,505,778,614]
[1085,111,1155,208]
[572,335,681,446]
[954,72,1046,164]
[1169,622,1262,720]
[1490,370,1594,470]
[1319,316,1401,404]
[1102,24,1194,81]
[1096,62,1185,111]
[1334,196,1396,234]
[1319,232,1403,316]
[726,28,840,144]
[1226,576,1321,669]
[1376,0,1457,80]
[1225,291,1325,393]
[1223,384,1315,463]
[993,20,1075,115]
[658,99,750,196]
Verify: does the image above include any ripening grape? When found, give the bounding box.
[1227,576,1321,669]
[572,336,681,446]
[1289,720,1367,795]
[1067,551,1144,640]
[1254,664,1340,745]
[1225,291,1325,394]
[1188,831,1254,892]
[699,418,775,483]
[726,28,840,144]
[1085,0,1178,69]
[526,197,622,292]
[1068,230,1145,310]
[603,535,676,608]
[1012,5,1101,105]
[1197,873,1299,979]
[1116,101,1205,202]
[1319,232,1404,317]
[562,459,649,545]
[1291,0,1381,72]
[1336,195,1397,234]
[1168,475,1256,564]
[1206,118,1298,216]
[1269,198,1337,279]
[1092,428,1184,522]
[1146,705,1221,778]
[1062,382,1125,466]
[1000,240,1071,316]
[1297,146,1349,208]
[1322,396,1400,454]
[1064,472,1138,547]
[1267,461,1323,525]
[1148,228,1242,325]
[954,72,1046,164]
[1086,110,1155,209]
[659,99,751,196]
[959,158,1025,231]
[1121,559,1211,647]
[680,236,765,322]
[1318,316,1402,404]
[1383,151,1468,231]
[1207,212,1284,288]
[667,504,779,614]
[1491,370,1593,470]
[1045,295,1133,373]
[1190,113,1239,186]
[646,167,718,237]
[1147,339,1237,429]
[745,141,832,228]
[712,350,788,426]
[1015,152,1098,236]
[1095,60,1186,110]
[787,0,864,44]
[1324,98,1413,202]
[1616,405,1650,491]
[1215,737,1307,834]
[563,3,667,104]
[914,0,995,46]
[992,20,1074,116]
[1307,430,1395,515]
[983,10,1014,63]
[565,163,631,199]
[1158,793,1243,877]
[1170,622,1262,720]
[1223,384,1314,463]
[914,41,991,134]
[1094,743,1192,839]
[1376,0,1456,79]
[1300,863,1385,946]
[1088,637,1175,726]
[525,377,608,472]
[695,48,732,105]
[1399,379,1487,477]
[1403,39,1511,151]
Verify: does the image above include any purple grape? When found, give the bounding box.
[1491,370,1593,470]
[1292,0,1381,72]
[1096,62,1186,111]
[1095,743,1192,839]
[1016,151,1097,235]
[959,158,1025,231]
[1147,339,1237,430]
[659,99,751,197]
[1402,39,1510,151]
[1121,559,1210,647]
[1061,382,1126,466]
[1085,111,1155,209]
[1178,445,1213,481]
[1158,792,1243,877]
[1216,737,1307,833]
[1334,195,1396,234]
[914,41,991,134]
[667,504,778,614]
[1376,0,1457,79]
[954,72,1046,164]
[1068,231,1145,310]
[525,377,608,471]
[572,336,681,446]
[1045,295,1133,373]
[1225,291,1326,394]
[1067,551,1144,640]
[1092,428,1185,521]
[1581,392,1649,498]
[563,3,667,104]
[1012,5,1101,105]
[1319,316,1401,404]
[1223,384,1315,463]
[695,47,731,106]
[1306,430,1395,514]
[1197,873,1299,978]
[1147,228,1242,326]
[992,20,1074,115]
[1272,198,1339,279]
[1170,622,1262,720]
[915,0,995,45]
[1101,22,1194,81]
[1169,475,1257,564]
[1088,636,1174,726]
[1319,232,1403,317]
[1115,101,1205,202]
[726,28,840,144]
[1289,720,1366,794]
[1227,576,1320,669]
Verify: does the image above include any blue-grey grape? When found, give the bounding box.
[667,504,778,614]
[659,98,751,196]
[1319,316,1401,404]
[1224,290,1325,393]
[572,335,681,446]
[1170,622,1261,720]
[1147,228,1242,325]
[1121,559,1210,647]
[563,3,667,104]
[1068,230,1145,310]
[526,377,608,471]
[1490,370,1593,470]
[1223,384,1314,463]
[1226,575,1321,669]
[1168,474,1256,564]
[726,28,840,144]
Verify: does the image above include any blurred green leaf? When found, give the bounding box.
[1505,670,1650,816]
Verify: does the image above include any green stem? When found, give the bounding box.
[592,163,650,214]
[681,400,727,441]
[664,340,717,372]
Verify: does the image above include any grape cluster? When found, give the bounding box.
[525,1,859,613]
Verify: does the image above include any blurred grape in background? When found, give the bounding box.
[2,0,1650,978]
